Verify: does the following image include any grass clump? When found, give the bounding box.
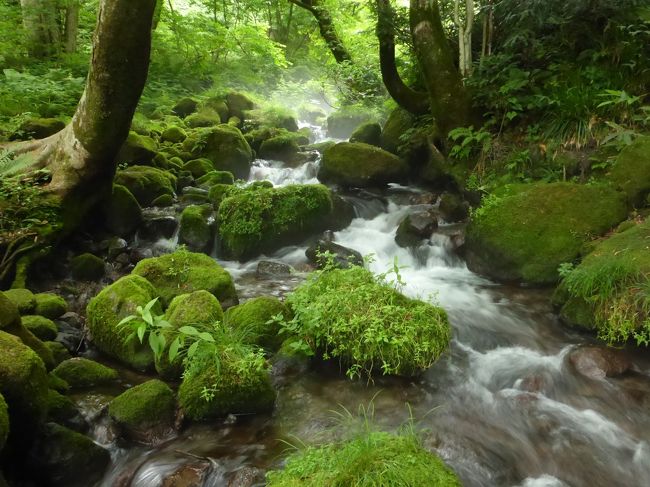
[284,263,451,379]
[557,217,650,345]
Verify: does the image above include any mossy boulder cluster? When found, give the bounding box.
[465,182,629,285]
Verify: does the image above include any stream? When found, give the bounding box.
[91,123,650,487]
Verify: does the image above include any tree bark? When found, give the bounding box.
[453,0,474,77]
[409,0,472,139]
[20,0,61,58]
[288,0,352,64]
[4,0,157,222]
[375,0,429,115]
[64,1,80,53]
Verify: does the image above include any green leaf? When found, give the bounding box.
[198,332,215,342]
[187,341,199,359]
[117,315,137,327]
[179,325,200,336]
[169,336,182,362]
[137,324,146,344]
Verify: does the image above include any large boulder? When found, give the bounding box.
[178,205,213,252]
[114,166,176,207]
[380,107,417,154]
[319,142,409,187]
[108,379,176,444]
[104,184,143,236]
[224,296,289,351]
[349,122,382,147]
[606,136,650,206]
[225,91,256,120]
[3,288,36,315]
[259,135,300,164]
[132,250,237,307]
[9,118,65,141]
[116,132,157,166]
[86,275,160,370]
[395,209,438,248]
[182,125,253,180]
[465,183,629,285]
[555,217,650,344]
[217,184,347,261]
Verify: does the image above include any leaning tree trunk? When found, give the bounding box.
[20,0,61,58]
[288,0,352,64]
[410,0,472,140]
[375,0,429,115]
[5,0,157,222]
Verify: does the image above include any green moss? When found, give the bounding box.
[208,183,238,210]
[22,315,58,341]
[266,430,461,486]
[151,194,174,207]
[178,344,275,421]
[45,389,78,424]
[224,296,289,351]
[86,275,160,370]
[556,217,650,344]
[181,124,253,180]
[465,182,629,285]
[201,97,229,122]
[114,165,177,207]
[349,122,382,146]
[607,136,650,206]
[108,379,175,431]
[225,91,256,120]
[9,118,65,141]
[161,126,187,143]
[172,97,198,118]
[4,321,55,370]
[287,266,451,378]
[0,292,21,329]
[70,253,105,281]
[0,330,50,434]
[45,342,71,367]
[3,288,35,315]
[52,358,118,389]
[34,293,68,319]
[380,107,417,154]
[132,249,237,307]
[319,142,409,187]
[218,184,335,261]
[117,131,158,166]
[186,110,222,128]
[104,184,143,236]
[259,135,300,163]
[0,393,8,452]
[183,158,215,178]
[179,205,213,252]
[196,170,235,188]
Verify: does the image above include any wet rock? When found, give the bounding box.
[438,192,470,222]
[54,320,84,354]
[139,216,178,241]
[306,235,363,269]
[58,312,83,329]
[256,261,293,278]
[228,467,264,487]
[395,209,438,248]
[130,248,154,265]
[107,238,129,260]
[569,346,632,379]
[162,462,212,487]
[179,205,214,252]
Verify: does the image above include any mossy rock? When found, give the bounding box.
[3,288,35,315]
[287,266,451,377]
[172,97,198,118]
[0,393,8,452]
[178,347,276,421]
[29,423,110,487]
[86,275,160,370]
[555,217,650,343]
[45,389,79,425]
[161,126,187,143]
[9,118,65,141]
[108,379,176,443]
[606,136,650,206]
[201,97,229,122]
[104,184,143,236]
[326,107,375,139]
[196,170,235,188]
[439,192,469,222]
[224,296,289,351]
[151,194,174,207]
[0,292,21,329]
[266,431,461,486]
[69,253,105,281]
[259,135,300,164]
[45,341,71,366]
[186,110,222,128]
[51,358,118,389]
[114,165,177,207]
[183,158,215,178]
[22,315,58,341]
[244,126,288,152]
[226,91,256,120]
[218,184,340,261]
[0,331,50,438]
[34,293,68,320]
[349,122,382,147]
[3,320,55,370]
[178,205,213,252]
[132,249,237,307]
[319,142,409,187]
[465,183,629,285]
[116,132,157,166]
[380,107,417,155]
[182,124,253,180]
[208,183,238,210]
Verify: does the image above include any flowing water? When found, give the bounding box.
[93,124,650,487]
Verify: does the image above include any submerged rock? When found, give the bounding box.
[569,346,632,380]
[256,261,294,278]
[395,209,438,248]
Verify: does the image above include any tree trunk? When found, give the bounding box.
[409,0,472,140]
[375,0,429,115]
[64,1,80,53]
[4,0,157,223]
[288,0,352,64]
[453,0,474,77]
[20,0,61,58]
